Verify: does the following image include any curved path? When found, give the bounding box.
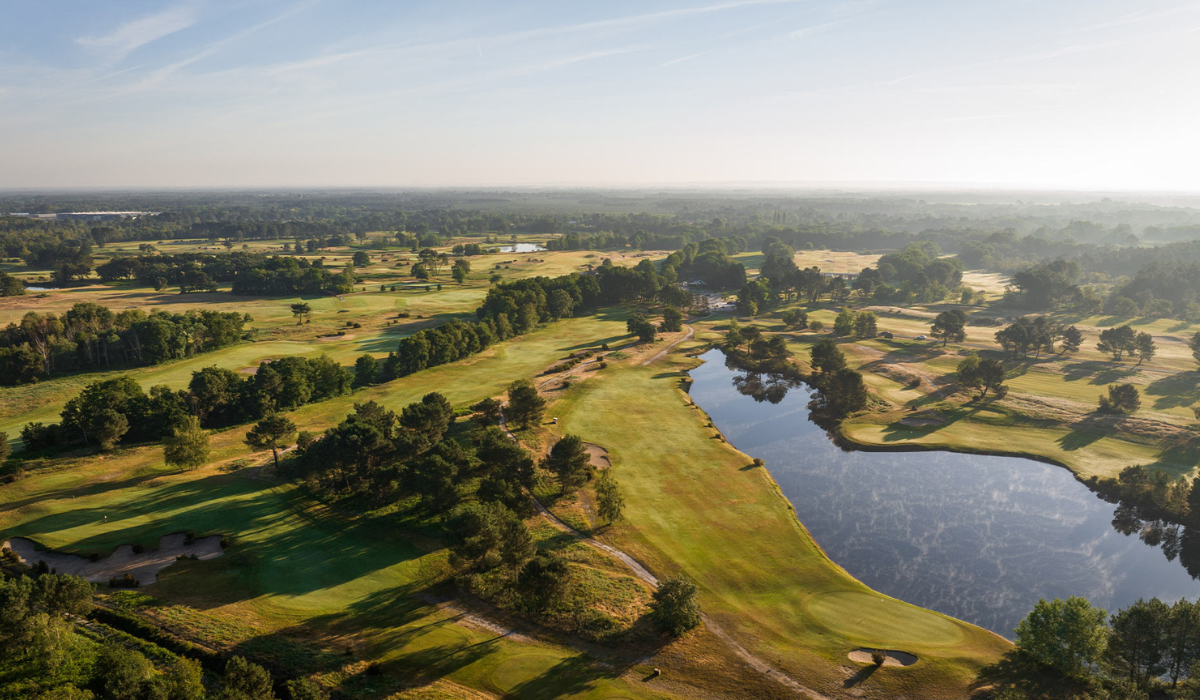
[641,324,695,366]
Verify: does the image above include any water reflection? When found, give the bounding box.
[690,349,1200,637]
[728,358,802,404]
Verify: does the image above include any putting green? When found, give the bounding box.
[489,654,564,692]
[804,591,964,646]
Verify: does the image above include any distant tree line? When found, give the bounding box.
[95,252,357,296]
[0,302,247,385]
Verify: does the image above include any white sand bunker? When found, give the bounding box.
[583,443,611,470]
[2,533,224,586]
[848,648,918,667]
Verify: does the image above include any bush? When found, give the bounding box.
[109,573,141,588]
[871,651,886,666]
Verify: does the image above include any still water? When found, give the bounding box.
[688,350,1200,637]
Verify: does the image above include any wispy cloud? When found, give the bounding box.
[77,6,197,61]
[660,51,707,67]
[790,20,844,39]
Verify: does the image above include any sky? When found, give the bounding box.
[2,0,1199,190]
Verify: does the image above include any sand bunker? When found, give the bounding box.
[318,333,355,341]
[848,648,918,667]
[2,533,224,586]
[583,443,611,470]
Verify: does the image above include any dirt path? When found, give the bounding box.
[641,324,695,366]
[3,533,223,585]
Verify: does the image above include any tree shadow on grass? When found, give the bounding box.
[1145,371,1200,410]
[506,654,622,700]
[843,664,878,687]
[1146,438,1200,477]
[971,650,1081,699]
[1056,415,1110,452]
[1061,362,1138,386]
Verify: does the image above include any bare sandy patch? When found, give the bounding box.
[3,533,224,586]
[848,648,918,667]
[583,443,611,470]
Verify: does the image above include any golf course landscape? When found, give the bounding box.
[4,189,1200,700]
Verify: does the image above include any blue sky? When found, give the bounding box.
[2,0,1199,189]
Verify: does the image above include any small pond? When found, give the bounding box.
[688,349,1200,637]
[495,243,545,253]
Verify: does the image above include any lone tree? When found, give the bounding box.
[0,431,10,464]
[1134,331,1156,366]
[506,379,546,429]
[1190,331,1200,370]
[545,434,591,494]
[930,309,967,346]
[1098,325,1137,361]
[354,353,378,386]
[651,574,702,636]
[1099,384,1141,415]
[163,416,210,471]
[352,251,370,267]
[1014,596,1108,680]
[290,302,312,324]
[660,306,683,333]
[1061,325,1084,354]
[595,469,625,524]
[245,413,297,469]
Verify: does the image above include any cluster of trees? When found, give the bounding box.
[1089,465,1199,531]
[660,239,747,289]
[0,303,247,385]
[94,252,358,297]
[1096,325,1156,364]
[1008,259,1083,309]
[1098,384,1141,415]
[724,322,793,374]
[808,340,868,419]
[833,309,877,338]
[0,270,25,296]
[0,570,326,699]
[292,381,545,508]
[1113,262,1200,320]
[994,316,1084,358]
[956,353,1006,399]
[833,243,966,305]
[24,356,350,451]
[1014,594,1200,694]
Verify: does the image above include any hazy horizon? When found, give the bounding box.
[4,1,1199,190]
